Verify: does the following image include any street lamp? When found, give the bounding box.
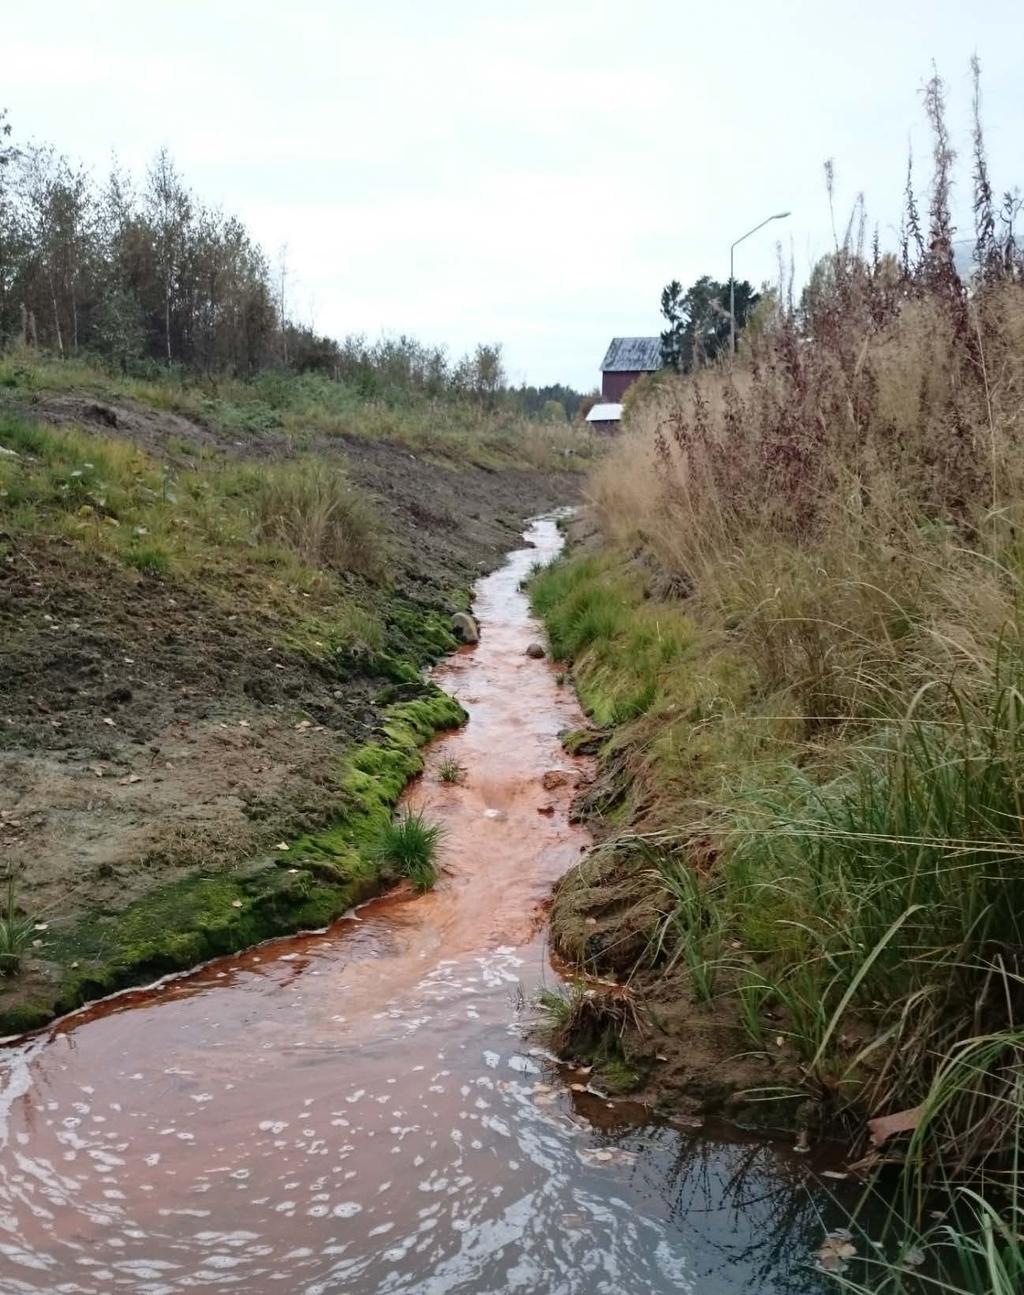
[730,211,790,356]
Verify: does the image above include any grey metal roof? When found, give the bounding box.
[586,402,623,422]
[600,337,662,372]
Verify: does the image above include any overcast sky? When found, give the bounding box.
[4,1,1023,389]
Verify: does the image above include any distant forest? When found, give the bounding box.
[0,110,587,421]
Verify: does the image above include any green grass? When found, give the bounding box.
[827,1192,1024,1293]
[239,458,384,577]
[529,553,699,727]
[531,542,1024,1197]
[371,808,447,891]
[437,755,466,784]
[0,408,394,661]
[718,676,1024,1176]
[0,876,36,977]
[0,350,595,474]
[124,542,171,575]
[535,981,585,1028]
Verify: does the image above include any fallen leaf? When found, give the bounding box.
[816,1231,857,1273]
[867,1104,924,1147]
[274,842,290,851]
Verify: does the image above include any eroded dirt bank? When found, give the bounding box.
[0,389,576,1033]
[0,518,843,1295]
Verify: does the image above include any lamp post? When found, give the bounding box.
[730,211,791,356]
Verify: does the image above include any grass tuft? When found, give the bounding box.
[436,755,466,785]
[0,876,36,977]
[371,808,446,892]
[243,459,384,577]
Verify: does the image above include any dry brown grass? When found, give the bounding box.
[591,280,1024,737]
[546,71,1024,1200]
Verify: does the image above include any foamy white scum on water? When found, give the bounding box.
[0,517,840,1294]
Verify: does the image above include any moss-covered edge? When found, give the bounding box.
[0,688,465,1038]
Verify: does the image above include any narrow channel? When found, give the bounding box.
[0,517,841,1294]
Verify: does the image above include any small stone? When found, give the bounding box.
[525,642,546,659]
[536,804,555,816]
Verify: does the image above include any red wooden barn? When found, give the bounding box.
[600,336,661,401]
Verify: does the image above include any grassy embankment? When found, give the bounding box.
[0,354,584,1034]
[0,350,591,473]
[530,97,1024,1285]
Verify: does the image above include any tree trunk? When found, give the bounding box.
[47,266,64,358]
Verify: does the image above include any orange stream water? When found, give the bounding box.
[0,517,838,1295]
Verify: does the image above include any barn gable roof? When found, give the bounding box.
[600,336,662,372]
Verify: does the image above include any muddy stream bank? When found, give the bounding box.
[0,517,845,1294]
